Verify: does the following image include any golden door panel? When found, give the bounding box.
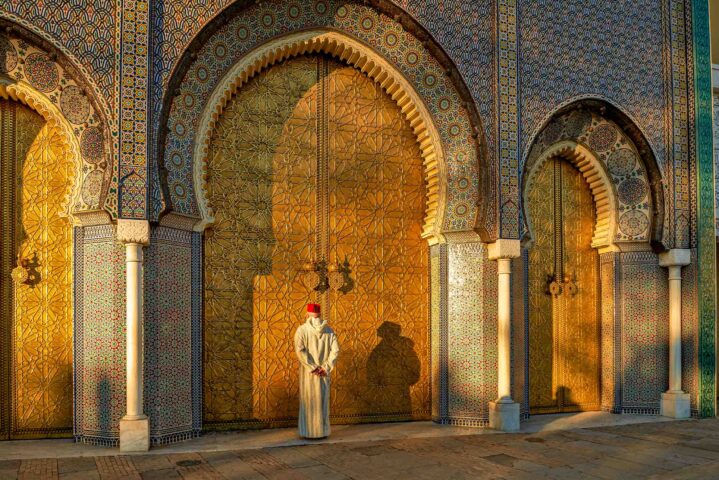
[527,158,600,414]
[558,160,600,411]
[527,158,556,412]
[327,60,429,420]
[204,55,318,425]
[203,54,429,428]
[1,100,74,439]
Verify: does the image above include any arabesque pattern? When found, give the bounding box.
[204,54,428,427]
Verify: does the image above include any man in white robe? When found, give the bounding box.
[294,303,339,438]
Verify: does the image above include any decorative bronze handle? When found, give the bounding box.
[11,254,30,285]
[301,259,351,294]
[564,274,578,296]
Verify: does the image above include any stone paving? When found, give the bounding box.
[3,419,719,479]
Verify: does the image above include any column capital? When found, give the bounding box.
[117,219,151,246]
[487,239,521,260]
[658,249,691,268]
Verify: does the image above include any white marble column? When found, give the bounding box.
[487,239,521,431]
[658,249,691,419]
[117,219,151,451]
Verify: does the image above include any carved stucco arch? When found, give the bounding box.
[0,77,82,224]
[192,29,447,240]
[522,107,656,252]
[0,25,115,218]
[523,141,620,250]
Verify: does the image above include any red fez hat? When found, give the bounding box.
[307,303,321,313]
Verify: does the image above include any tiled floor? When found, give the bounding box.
[3,416,719,479]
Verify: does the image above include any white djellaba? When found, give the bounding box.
[294,306,340,439]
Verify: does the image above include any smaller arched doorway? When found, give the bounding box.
[0,98,75,439]
[526,156,600,413]
[522,107,657,415]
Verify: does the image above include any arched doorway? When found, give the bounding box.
[203,53,429,429]
[526,156,600,414]
[0,99,74,439]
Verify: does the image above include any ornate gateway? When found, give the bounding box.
[526,157,601,414]
[203,54,429,428]
[0,99,74,439]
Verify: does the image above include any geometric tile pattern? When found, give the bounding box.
[150,0,495,229]
[690,0,716,418]
[73,226,126,446]
[118,0,149,219]
[0,2,117,117]
[497,0,519,238]
[618,252,668,414]
[144,227,198,444]
[518,0,666,171]
[162,0,479,233]
[442,242,497,426]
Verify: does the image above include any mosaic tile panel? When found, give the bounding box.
[429,244,446,421]
[498,0,519,238]
[691,0,717,417]
[681,250,698,415]
[445,242,496,425]
[669,0,690,248]
[513,250,528,416]
[714,92,719,236]
[119,0,149,219]
[144,227,198,444]
[599,253,620,413]
[518,0,666,171]
[618,252,668,412]
[74,225,126,445]
[161,0,480,233]
[0,1,117,117]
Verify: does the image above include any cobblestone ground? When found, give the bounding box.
[4,419,719,479]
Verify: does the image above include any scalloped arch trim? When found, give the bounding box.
[524,140,618,249]
[192,29,446,239]
[0,77,82,223]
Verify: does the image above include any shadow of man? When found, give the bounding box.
[367,321,420,415]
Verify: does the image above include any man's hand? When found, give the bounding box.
[311,367,327,377]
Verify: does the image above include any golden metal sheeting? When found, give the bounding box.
[203,54,429,428]
[0,100,74,439]
[527,158,600,414]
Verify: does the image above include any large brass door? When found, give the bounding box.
[0,100,74,439]
[203,54,429,429]
[527,158,600,414]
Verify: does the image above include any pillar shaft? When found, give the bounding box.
[658,248,691,419]
[487,240,521,432]
[496,258,512,402]
[125,243,145,419]
[667,264,682,393]
[117,219,151,451]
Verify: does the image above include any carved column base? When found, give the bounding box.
[489,401,520,432]
[660,392,691,419]
[120,416,150,452]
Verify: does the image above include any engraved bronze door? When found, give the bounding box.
[203,54,429,429]
[527,157,600,414]
[0,100,74,439]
